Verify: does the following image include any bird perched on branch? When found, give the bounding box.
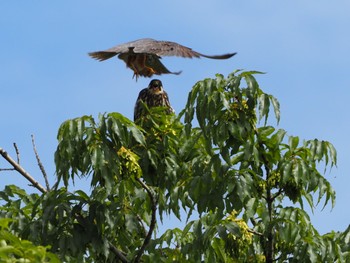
[88,38,237,80]
[134,79,174,122]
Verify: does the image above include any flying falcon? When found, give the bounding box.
[134,79,174,122]
[88,38,237,80]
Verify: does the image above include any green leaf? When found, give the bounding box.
[74,190,90,201]
[289,136,299,152]
[244,198,258,219]
[29,69,343,262]
[258,93,270,124]
[281,161,293,184]
[270,95,281,124]
[211,238,226,262]
[271,129,286,146]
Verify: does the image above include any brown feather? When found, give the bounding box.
[88,38,236,79]
[134,79,174,121]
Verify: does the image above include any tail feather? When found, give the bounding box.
[88,51,118,61]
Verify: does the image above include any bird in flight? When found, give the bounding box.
[88,38,237,80]
[134,79,174,122]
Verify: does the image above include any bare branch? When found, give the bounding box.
[0,168,15,171]
[134,178,157,263]
[13,143,20,164]
[31,135,50,191]
[0,147,47,193]
[0,144,21,172]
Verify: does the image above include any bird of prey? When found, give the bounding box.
[134,79,174,122]
[88,38,237,80]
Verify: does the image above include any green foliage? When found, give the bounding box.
[0,214,60,262]
[1,70,347,262]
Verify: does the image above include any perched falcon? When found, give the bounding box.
[88,38,237,80]
[134,79,174,122]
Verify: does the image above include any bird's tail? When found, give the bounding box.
[88,51,118,61]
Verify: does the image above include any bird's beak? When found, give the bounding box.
[155,86,162,93]
[151,84,162,94]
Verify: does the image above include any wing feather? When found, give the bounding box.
[88,38,236,79]
[131,39,236,59]
[89,38,236,60]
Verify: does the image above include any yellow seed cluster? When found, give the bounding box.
[117,146,142,178]
[227,211,253,243]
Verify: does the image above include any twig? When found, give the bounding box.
[247,228,264,237]
[134,178,157,263]
[108,242,128,263]
[31,135,50,191]
[0,168,15,171]
[13,143,20,164]
[0,147,47,193]
[272,189,283,201]
[134,212,147,237]
[0,144,20,172]
[125,205,147,237]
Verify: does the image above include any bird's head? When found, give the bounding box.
[148,79,163,94]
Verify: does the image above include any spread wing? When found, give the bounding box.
[88,38,236,80]
[88,38,236,61]
[88,39,151,61]
[137,39,237,59]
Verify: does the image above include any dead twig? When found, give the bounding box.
[0,144,21,172]
[31,135,50,191]
[0,147,47,193]
[0,168,15,171]
[13,143,20,164]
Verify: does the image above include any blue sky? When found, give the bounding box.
[1,1,349,235]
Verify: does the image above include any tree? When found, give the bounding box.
[0,70,349,262]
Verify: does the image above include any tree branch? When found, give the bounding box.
[0,147,47,193]
[272,189,283,201]
[13,143,20,164]
[31,135,51,191]
[0,144,20,172]
[134,178,157,263]
[0,167,15,171]
[135,212,147,238]
[247,228,264,237]
[109,242,129,263]
[73,205,129,262]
